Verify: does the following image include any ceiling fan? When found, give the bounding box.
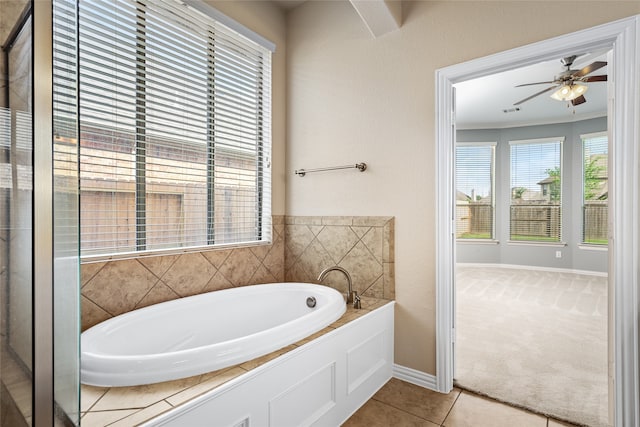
[513,55,607,107]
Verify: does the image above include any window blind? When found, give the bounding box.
[53,1,82,420]
[53,0,80,255]
[455,143,495,240]
[582,132,608,244]
[509,137,563,242]
[78,0,272,257]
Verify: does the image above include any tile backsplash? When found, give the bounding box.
[284,216,394,301]
[81,215,394,330]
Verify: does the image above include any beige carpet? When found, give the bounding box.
[455,265,609,427]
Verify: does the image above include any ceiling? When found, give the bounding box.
[454,51,609,130]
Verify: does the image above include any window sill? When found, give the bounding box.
[507,241,567,248]
[578,243,608,251]
[81,240,273,264]
[456,239,499,245]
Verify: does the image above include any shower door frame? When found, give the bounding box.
[2,1,54,424]
[3,0,33,375]
[33,1,54,425]
[435,15,640,427]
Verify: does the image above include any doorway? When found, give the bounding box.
[451,55,610,425]
[435,16,640,426]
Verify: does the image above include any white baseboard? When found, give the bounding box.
[456,262,607,277]
[392,364,438,392]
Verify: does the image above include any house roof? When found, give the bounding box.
[537,176,557,185]
[456,190,470,201]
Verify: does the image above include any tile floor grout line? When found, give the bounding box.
[439,388,463,426]
[370,395,441,425]
[83,387,111,414]
[454,383,584,426]
[454,385,585,426]
[348,378,585,426]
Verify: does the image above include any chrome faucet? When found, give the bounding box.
[317,266,361,309]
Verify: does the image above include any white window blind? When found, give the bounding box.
[582,132,608,245]
[78,0,272,257]
[54,0,80,255]
[455,143,495,240]
[509,137,563,242]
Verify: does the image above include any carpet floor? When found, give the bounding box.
[455,265,608,427]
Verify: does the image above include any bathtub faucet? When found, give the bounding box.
[317,266,361,309]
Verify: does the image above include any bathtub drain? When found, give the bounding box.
[306,296,317,308]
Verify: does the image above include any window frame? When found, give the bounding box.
[508,136,565,244]
[455,142,497,242]
[78,0,274,260]
[581,131,608,246]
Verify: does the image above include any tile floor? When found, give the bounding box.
[344,378,579,427]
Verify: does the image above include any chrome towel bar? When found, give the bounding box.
[295,162,367,177]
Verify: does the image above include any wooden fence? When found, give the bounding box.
[510,204,561,241]
[80,184,258,254]
[457,201,608,243]
[584,201,608,243]
[79,141,260,255]
[456,203,492,238]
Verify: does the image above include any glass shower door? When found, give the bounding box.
[1,1,81,424]
[1,1,33,425]
[53,0,80,423]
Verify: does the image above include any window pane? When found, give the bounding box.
[456,144,494,239]
[510,140,562,242]
[211,34,267,244]
[145,137,208,249]
[80,190,136,253]
[78,0,272,257]
[79,0,138,256]
[582,134,608,245]
[79,128,137,255]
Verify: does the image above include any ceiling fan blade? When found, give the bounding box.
[573,61,607,78]
[582,75,607,82]
[515,81,555,87]
[513,85,557,106]
[571,95,587,106]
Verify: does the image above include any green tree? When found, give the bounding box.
[511,187,527,199]
[545,167,561,201]
[584,157,606,200]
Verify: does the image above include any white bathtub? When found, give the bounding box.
[147,302,395,427]
[81,282,346,387]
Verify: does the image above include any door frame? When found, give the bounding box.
[435,16,640,426]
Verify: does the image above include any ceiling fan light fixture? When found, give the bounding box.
[550,82,589,101]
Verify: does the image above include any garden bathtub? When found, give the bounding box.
[81,282,346,387]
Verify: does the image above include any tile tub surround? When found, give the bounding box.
[285,216,395,300]
[81,215,395,331]
[81,216,286,331]
[80,297,391,427]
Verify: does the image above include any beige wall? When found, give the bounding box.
[285,1,640,374]
[207,0,287,216]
